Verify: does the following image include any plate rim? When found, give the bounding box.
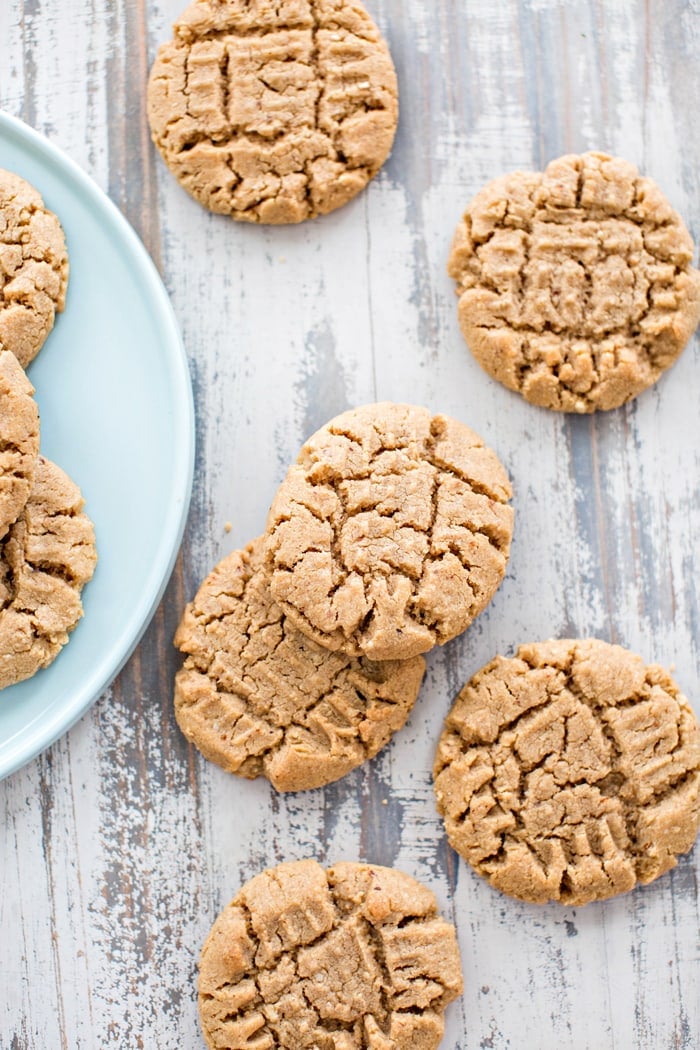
[0,110,195,780]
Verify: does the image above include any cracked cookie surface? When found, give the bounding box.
[0,168,69,367]
[0,349,40,540]
[147,0,398,223]
[265,402,514,662]
[174,536,425,791]
[0,456,97,690]
[448,152,700,411]
[434,638,700,905]
[199,859,463,1050]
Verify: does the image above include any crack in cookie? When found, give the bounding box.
[448,152,700,411]
[0,456,97,690]
[198,859,464,1049]
[433,638,700,905]
[174,536,425,791]
[0,169,69,367]
[265,403,514,661]
[147,0,398,223]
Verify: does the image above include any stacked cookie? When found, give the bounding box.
[0,170,97,690]
[174,535,427,792]
[175,401,514,790]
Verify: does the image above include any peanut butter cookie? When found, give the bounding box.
[0,349,39,540]
[199,859,464,1049]
[434,639,700,905]
[265,402,514,661]
[174,537,424,791]
[147,0,398,223]
[0,456,97,689]
[0,169,69,367]
[448,152,700,411]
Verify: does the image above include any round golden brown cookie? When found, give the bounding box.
[0,169,69,367]
[174,536,425,791]
[147,0,398,224]
[434,638,700,906]
[0,349,40,540]
[199,859,464,1049]
[0,456,97,689]
[265,402,514,662]
[448,152,700,412]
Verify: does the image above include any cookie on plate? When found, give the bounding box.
[265,402,514,661]
[448,152,700,411]
[174,536,425,791]
[198,859,463,1050]
[0,456,97,690]
[147,0,398,223]
[0,168,69,367]
[433,638,700,905]
[0,349,40,540]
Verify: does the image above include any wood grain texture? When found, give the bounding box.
[1,1,699,1047]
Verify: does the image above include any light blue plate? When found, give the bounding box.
[0,112,195,780]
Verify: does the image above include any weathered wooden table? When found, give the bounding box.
[2,1,699,1047]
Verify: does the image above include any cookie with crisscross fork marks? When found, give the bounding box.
[174,536,425,791]
[198,859,463,1049]
[448,152,700,411]
[147,0,398,223]
[434,639,700,905]
[0,169,69,367]
[0,456,97,689]
[265,403,514,662]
